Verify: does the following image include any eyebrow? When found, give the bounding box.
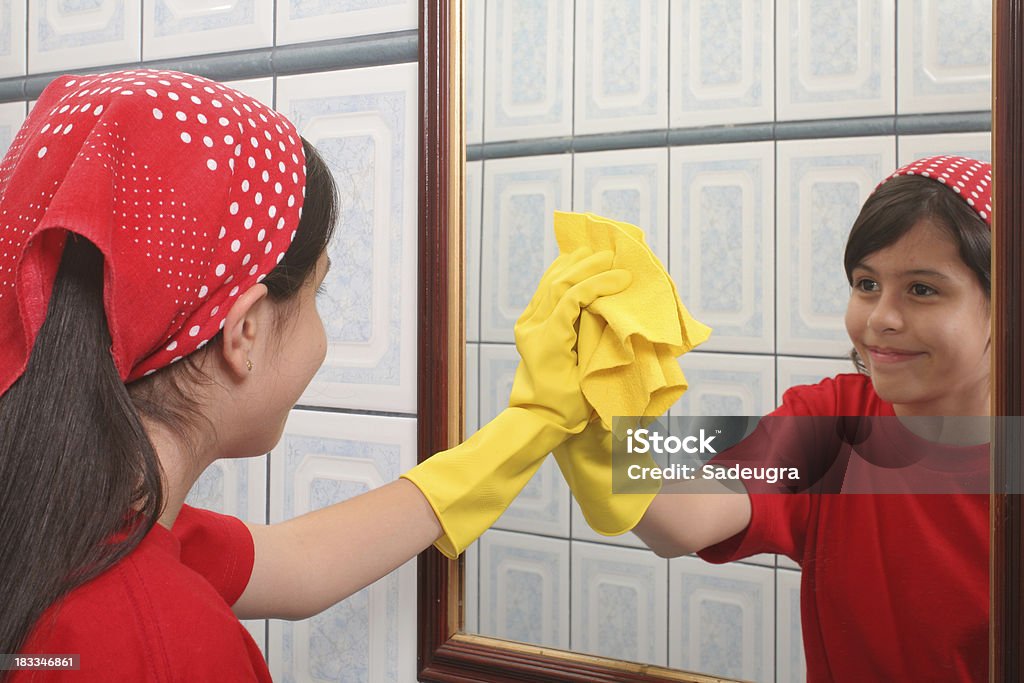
[852,264,952,281]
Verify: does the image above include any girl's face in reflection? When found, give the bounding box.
[845,219,990,417]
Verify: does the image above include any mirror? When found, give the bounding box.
[420,0,1022,681]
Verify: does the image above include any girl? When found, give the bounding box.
[0,70,627,681]
[631,155,992,681]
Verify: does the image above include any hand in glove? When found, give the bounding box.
[401,249,630,558]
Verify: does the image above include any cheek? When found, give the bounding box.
[844,298,865,340]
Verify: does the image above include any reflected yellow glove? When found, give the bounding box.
[401,251,631,558]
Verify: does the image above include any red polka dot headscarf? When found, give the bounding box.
[0,69,306,396]
[877,155,992,226]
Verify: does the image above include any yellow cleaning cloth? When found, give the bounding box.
[548,211,712,535]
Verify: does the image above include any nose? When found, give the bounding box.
[867,290,904,333]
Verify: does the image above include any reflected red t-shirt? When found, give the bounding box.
[699,373,988,682]
[16,504,268,682]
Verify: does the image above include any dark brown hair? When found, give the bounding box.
[0,138,337,664]
[843,174,990,372]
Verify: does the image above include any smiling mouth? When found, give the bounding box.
[866,347,926,365]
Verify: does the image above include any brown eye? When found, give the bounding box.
[910,283,937,296]
[855,278,879,292]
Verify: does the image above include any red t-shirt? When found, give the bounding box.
[16,504,269,682]
[699,373,988,682]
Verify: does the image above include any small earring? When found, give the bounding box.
[246,359,254,372]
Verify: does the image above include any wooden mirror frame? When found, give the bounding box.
[419,0,1024,680]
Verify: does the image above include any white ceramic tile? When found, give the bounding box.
[776,137,896,356]
[480,155,572,343]
[277,64,419,413]
[0,0,27,77]
[668,555,775,681]
[463,540,481,634]
[479,343,571,537]
[776,355,858,407]
[669,352,775,418]
[670,142,774,353]
[244,620,267,660]
[478,529,570,649]
[574,0,668,135]
[670,0,773,127]
[777,554,800,570]
[570,541,669,666]
[268,409,417,683]
[223,77,274,110]
[465,0,485,145]
[0,101,26,159]
[484,0,573,141]
[28,0,141,74]
[275,0,417,45]
[573,148,669,265]
[465,342,480,435]
[186,454,268,524]
[897,132,992,166]
[897,0,992,114]
[143,0,273,61]
[466,159,483,343]
[776,568,806,683]
[777,0,895,121]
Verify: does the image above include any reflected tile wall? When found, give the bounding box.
[466,160,483,342]
[275,0,417,45]
[777,0,895,120]
[0,101,25,158]
[897,131,992,166]
[670,142,774,353]
[479,529,570,650]
[573,148,669,264]
[669,352,775,417]
[480,155,571,343]
[776,137,895,356]
[28,0,140,73]
[268,410,417,683]
[143,0,273,60]
[668,555,775,681]
[570,541,669,666]
[574,0,668,135]
[897,0,992,114]
[0,0,26,77]
[484,0,574,141]
[277,64,419,412]
[776,355,857,406]
[465,0,485,145]
[777,568,807,682]
[670,0,773,127]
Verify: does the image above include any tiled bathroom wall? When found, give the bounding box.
[0,2,420,682]
[463,1,991,681]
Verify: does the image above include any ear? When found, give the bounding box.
[219,283,270,379]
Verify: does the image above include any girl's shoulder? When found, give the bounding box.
[775,372,892,417]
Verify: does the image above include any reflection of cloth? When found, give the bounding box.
[700,374,988,682]
[18,505,268,681]
[553,212,711,426]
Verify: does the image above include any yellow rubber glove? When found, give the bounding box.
[401,249,632,558]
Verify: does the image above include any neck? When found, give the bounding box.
[143,421,213,529]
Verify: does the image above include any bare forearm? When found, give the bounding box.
[633,480,752,558]
[234,478,441,620]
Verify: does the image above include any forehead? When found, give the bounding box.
[857,219,967,275]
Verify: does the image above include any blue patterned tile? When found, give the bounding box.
[897,0,991,114]
[0,0,26,77]
[777,568,806,682]
[144,0,273,60]
[268,410,417,683]
[277,65,419,412]
[668,556,774,680]
[480,155,571,343]
[670,0,772,127]
[573,148,669,264]
[465,0,485,144]
[466,160,483,343]
[575,0,668,134]
[570,541,668,666]
[0,102,26,159]
[484,0,574,141]
[465,342,480,435]
[29,0,140,73]
[776,356,858,407]
[479,529,570,649]
[777,0,895,120]
[276,0,417,44]
[670,142,774,353]
[669,351,775,417]
[776,137,896,356]
[186,455,267,524]
[897,132,991,167]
